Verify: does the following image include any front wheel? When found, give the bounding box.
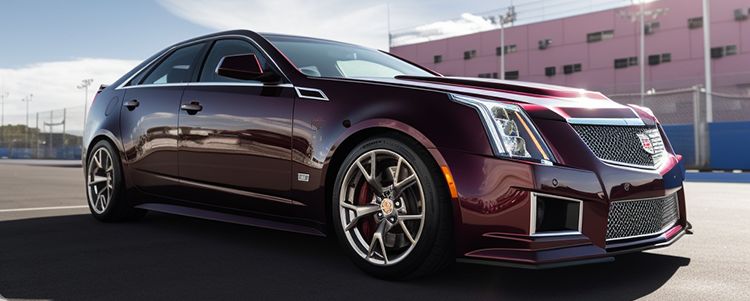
[86,140,145,222]
[332,134,454,279]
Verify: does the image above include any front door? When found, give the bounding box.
[177,39,296,215]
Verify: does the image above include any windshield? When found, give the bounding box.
[264,35,435,79]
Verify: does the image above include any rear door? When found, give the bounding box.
[119,42,206,197]
[177,38,297,215]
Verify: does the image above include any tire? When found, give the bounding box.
[86,140,146,222]
[332,133,454,279]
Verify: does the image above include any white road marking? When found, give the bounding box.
[0,205,89,213]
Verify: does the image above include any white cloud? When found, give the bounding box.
[157,0,390,50]
[0,58,141,135]
[391,13,497,47]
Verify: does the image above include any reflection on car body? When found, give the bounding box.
[82,29,689,279]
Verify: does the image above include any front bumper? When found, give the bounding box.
[439,147,688,268]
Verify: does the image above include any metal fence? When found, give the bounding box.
[608,86,750,170]
[0,106,84,159]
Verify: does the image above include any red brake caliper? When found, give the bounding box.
[358,182,375,241]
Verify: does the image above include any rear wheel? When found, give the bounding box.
[332,134,454,279]
[86,140,145,222]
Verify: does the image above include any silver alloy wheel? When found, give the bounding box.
[87,147,115,214]
[339,149,425,266]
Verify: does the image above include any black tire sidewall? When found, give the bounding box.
[332,135,449,279]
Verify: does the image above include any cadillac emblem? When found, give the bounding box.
[381,199,394,215]
[636,133,655,155]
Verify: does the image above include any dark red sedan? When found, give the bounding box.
[83,29,688,279]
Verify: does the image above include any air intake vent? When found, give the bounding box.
[607,193,679,241]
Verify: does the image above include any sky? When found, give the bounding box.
[0,0,631,134]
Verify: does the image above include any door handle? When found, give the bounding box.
[180,101,203,115]
[123,99,139,111]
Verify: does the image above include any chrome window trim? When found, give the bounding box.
[116,34,291,90]
[295,87,329,101]
[118,83,190,90]
[567,118,645,126]
[187,82,294,88]
[529,192,584,236]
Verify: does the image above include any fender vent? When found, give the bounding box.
[295,87,328,101]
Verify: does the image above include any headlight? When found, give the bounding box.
[450,94,555,164]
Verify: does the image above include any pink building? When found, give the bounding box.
[390,0,750,95]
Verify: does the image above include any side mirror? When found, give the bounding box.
[216,53,264,81]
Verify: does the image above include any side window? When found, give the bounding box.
[200,39,269,83]
[139,43,205,85]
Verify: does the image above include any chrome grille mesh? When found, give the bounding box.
[571,124,665,168]
[606,193,679,240]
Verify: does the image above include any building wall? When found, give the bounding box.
[390,0,750,95]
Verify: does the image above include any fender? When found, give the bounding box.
[321,118,449,185]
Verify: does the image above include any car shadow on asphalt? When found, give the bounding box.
[0,212,689,301]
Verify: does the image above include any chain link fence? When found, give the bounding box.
[608,86,750,170]
[0,106,84,159]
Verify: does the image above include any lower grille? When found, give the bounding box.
[571,124,665,168]
[606,193,679,241]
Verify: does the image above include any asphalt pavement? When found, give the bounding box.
[0,164,748,301]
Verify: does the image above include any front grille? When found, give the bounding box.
[571,124,665,168]
[606,193,679,240]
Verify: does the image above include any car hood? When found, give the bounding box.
[354,76,645,122]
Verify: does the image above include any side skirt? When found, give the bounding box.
[135,203,326,237]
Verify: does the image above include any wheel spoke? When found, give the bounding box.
[399,220,417,245]
[399,214,423,221]
[88,175,108,186]
[96,150,103,169]
[356,160,383,197]
[393,173,417,199]
[92,193,101,210]
[99,195,108,211]
[367,221,390,264]
[341,203,380,231]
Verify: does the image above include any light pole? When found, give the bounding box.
[619,1,669,106]
[1,92,7,145]
[499,6,516,80]
[77,79,94,136]
[702,0,712,122]
[22,94,33,148]
[639,1,644,106]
